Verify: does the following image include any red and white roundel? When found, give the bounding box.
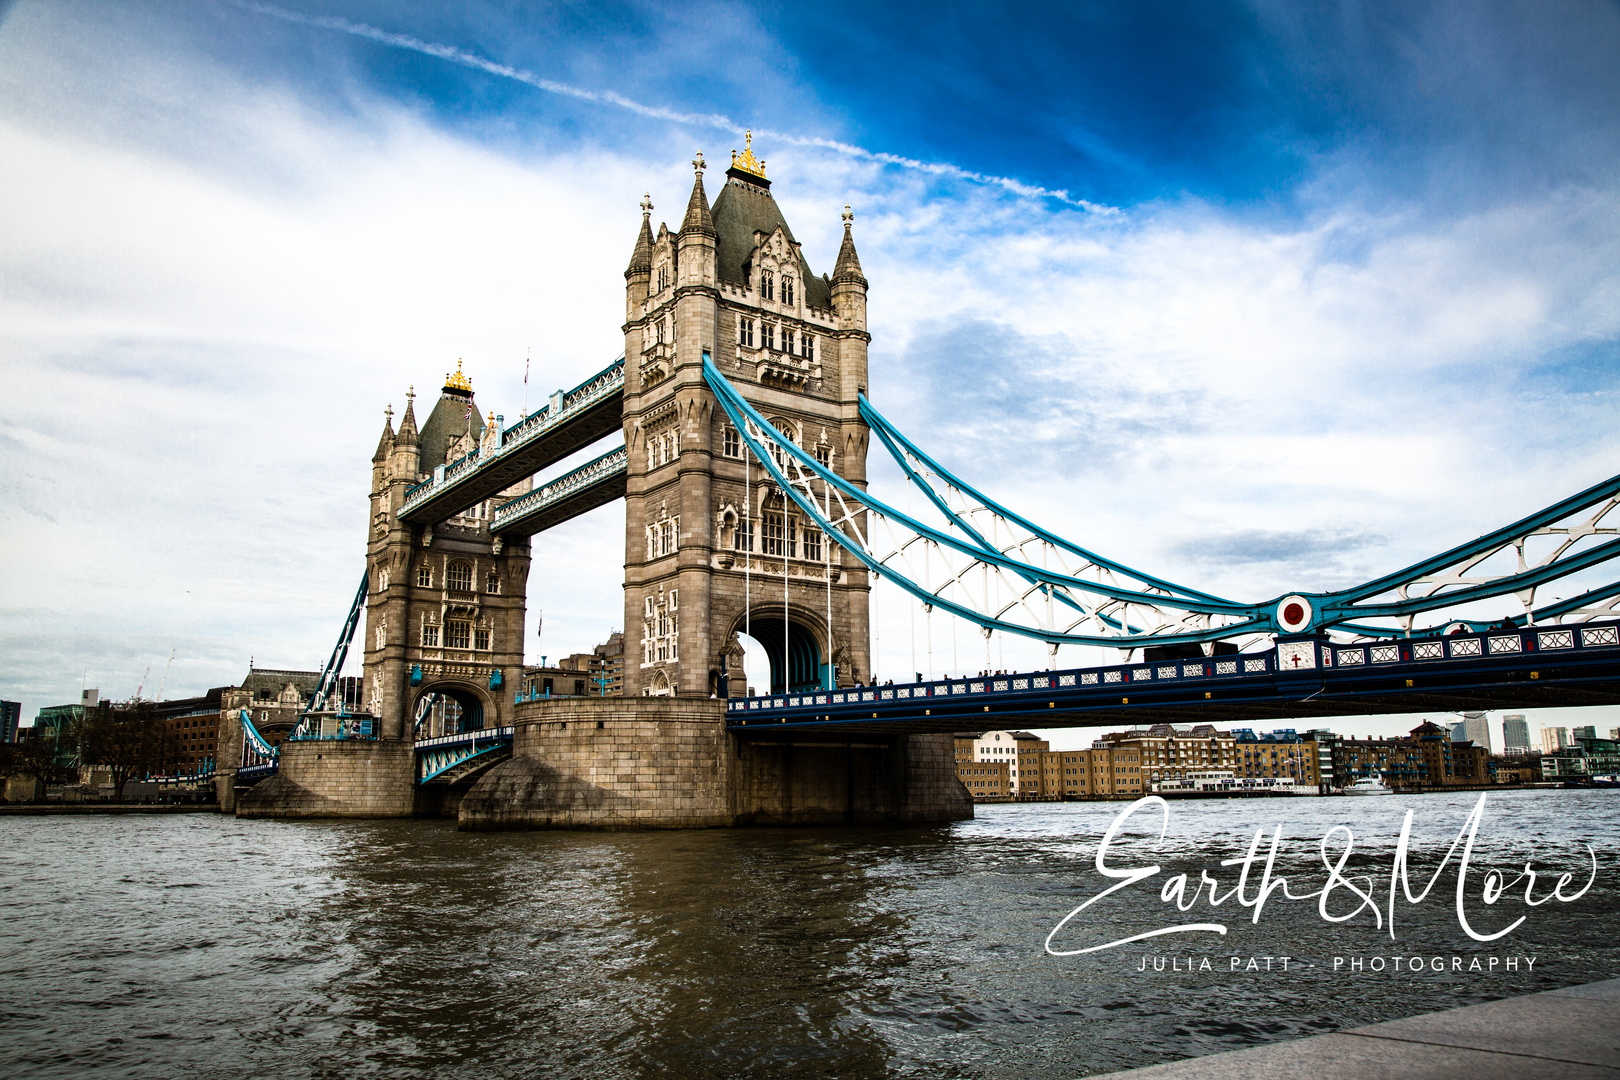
[1277,595,1313,633]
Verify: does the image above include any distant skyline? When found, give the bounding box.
[3,1,1618,743]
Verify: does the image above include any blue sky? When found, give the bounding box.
[2,0,1618,746]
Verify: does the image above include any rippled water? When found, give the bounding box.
[1,789,1616,1079]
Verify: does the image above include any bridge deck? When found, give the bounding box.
[727,623,1620,736]
[398,357,624,525]
[489,446,627,537]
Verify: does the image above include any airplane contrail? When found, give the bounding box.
[233,1,1116,213]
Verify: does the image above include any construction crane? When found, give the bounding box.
[155,649,175,702]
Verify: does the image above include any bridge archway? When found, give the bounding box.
[412,682,491,738]
[739,614,825,695]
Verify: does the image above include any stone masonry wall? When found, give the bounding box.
[458,697,733,830]
[236,740,415,819]
[458,696,972,830]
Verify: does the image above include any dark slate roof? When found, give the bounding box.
[710,176,832,310]
[240,668,320,694]
[419,391,486,475]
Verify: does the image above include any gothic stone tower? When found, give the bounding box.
[621,140,872,698]
[361,366,532,740]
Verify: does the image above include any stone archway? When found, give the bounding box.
[412,682,491,738]
[741,614,825,694]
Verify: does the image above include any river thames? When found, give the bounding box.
[1,789,1615,1078]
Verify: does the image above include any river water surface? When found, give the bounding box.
[2,789,1616,1079]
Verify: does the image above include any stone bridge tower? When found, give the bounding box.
[621,139,872,698]
[361,366,532,740]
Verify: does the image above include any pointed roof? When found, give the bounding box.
[396,392,419,447]
[710,176,832,309]
[372,407,395,463]
[680,153,716,239]
[626,193,654,279]
[419,390,486,472]
[832,205,867,289]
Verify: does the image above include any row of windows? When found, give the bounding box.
[420,620,493,651]
[738,317,815,358]
[759,270,795,306]
[642,591,679,665]
[646,516,681,560]
[739,512,823,560]
[719,425,832,467]
[415,562,500,594]
[650,429,680,467]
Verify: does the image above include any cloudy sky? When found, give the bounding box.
[3,0,1618,748]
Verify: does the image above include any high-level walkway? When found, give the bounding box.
[1098,976,1620,1078]
[397,355,624,525]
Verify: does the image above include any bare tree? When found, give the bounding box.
[77,700,179,801]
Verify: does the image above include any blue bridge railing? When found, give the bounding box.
[727,621,1620,729]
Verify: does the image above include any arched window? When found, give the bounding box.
[416,564,433,589]
[763,323,776,351]
[782,277,794,306]
[761,269,774,301]
[447,561,473,592]
[486,571,500,594]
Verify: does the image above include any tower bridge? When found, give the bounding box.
[226,138,1620,827]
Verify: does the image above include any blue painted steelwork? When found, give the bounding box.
[289,572,369,741]
[415,726,514,784]
[236,708,279,779]
[702,353,1620,648]
[727,620,1620,732]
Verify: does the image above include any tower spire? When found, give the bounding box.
[626,193,654,279]
[372,404,395,463]
[680,151,715,239]
[832,204,867,288]
[396,386,419,446]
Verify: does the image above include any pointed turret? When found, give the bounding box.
[396,391,419,446]
[626,193,655,280]
[388,386,422,482]
[832,204,867,289]
[680,152,716,239]
[372,406,395,463]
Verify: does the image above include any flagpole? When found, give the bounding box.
[523,346,530,417]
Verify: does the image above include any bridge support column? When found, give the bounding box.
[236,740,415,818]
[457,697,971,830]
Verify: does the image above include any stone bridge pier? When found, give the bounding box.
[456,697,969,830]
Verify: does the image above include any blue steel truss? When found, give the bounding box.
[288,571,367,740]
[415,727,514,784]
[702,352,1620,650]
[236,708,279,779]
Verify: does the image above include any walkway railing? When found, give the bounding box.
[399,354,624,517]
[490,445,628,532]
[727,619,1620,727]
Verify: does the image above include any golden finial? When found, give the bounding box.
[445,358,473,394]
[730,130,767,179]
